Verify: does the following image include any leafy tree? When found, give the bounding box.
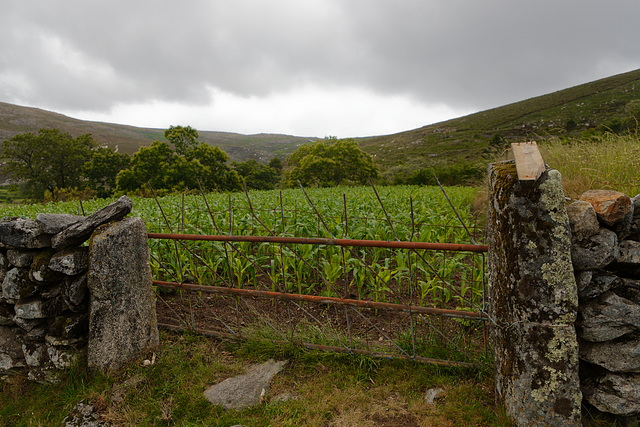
[268,156,283,172]
[116,127,241,193]
[232,159,280,190]
[116,141,175,192]
[164,125,199,157]
[2,128,95,198]
[283,137,378,187]
[190,143,241,191]
[83,147,131,197]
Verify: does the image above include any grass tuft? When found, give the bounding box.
[539,133,640,199]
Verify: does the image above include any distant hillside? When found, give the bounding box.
[358,68,640,180]
[0,102,316,162]
[2,68,640,182]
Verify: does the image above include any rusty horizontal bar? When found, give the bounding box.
[153,280,488,321]
[157,322,480,369]
[148,232,488,253]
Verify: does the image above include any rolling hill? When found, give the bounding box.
[1,68,639,182]
[0,102,316,162]
[358,68,640,179]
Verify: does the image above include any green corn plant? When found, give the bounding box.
[372,259,397,304]
[321,251,343,298]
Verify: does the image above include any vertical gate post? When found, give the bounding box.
[487,160,582,426]
[87,217,159,371]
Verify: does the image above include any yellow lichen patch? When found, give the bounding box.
[530,366,566,403]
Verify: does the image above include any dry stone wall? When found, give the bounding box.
[568,190,640,417]
[0,196,158,382]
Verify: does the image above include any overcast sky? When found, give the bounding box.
[1,1,639,138]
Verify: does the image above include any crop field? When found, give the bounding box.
[0,185,483,306]
[0,184,488,365]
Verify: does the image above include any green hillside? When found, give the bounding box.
[0,102,315,162]
[358,68,640,180]
[2,68,640,182]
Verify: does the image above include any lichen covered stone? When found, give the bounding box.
[488,161,581,426]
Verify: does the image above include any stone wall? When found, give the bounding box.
[487,161,582,426]
[0,196,158,381]
[567,190,640,417]
[489,158,640,424]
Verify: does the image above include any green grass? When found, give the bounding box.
[0,330,510,426]
[538,133,640,199]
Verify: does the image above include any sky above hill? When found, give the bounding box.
[1,0,639,138]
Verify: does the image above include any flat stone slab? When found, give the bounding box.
[36,213,83,235]
[52,196,132,250]
[203,359,287,410]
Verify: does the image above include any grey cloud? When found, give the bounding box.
[2,0,639,114]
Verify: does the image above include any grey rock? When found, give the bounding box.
[2,268,37,301]
[0,303,14,326]
[45,333,85,347]
[36,213,83,234]
[633,194,640,212]
[22,342,48,367]
[39,283,62,299]
[425,387,445,404]
[0,251,7,269]
[579,270,622,300]
[13,316,45,332]
[63,273,88,310]
[575,270,593,298]
[14,298,48,319]
[615,279,640,304]
[0,217,51,248]
[49,247,89,276]
[52,196,132,249]
[614,202,635,240]
[617,240,640,264]
[28,249,63,284]
[583,372,640,416]
[48,311,88,342]
[630,194,640,241]
[567,201,600,242]
[572,228,619,270]
[7,249,35,268]
[63,400,113,427]
[27,368,65,384]
[24,324,47,341]
[203,359,287,409]
[579,291,640,342]
[0,326,26,370]
[14,296,65,320]
[630,216,640,241]
[47,345,78,369]
[580,335,640,372]
[87,217,159,372]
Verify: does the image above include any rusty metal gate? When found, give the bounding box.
[147,184,489,368]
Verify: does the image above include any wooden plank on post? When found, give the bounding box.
[512,141,545,181]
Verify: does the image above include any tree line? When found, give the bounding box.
[1,126,378,200]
